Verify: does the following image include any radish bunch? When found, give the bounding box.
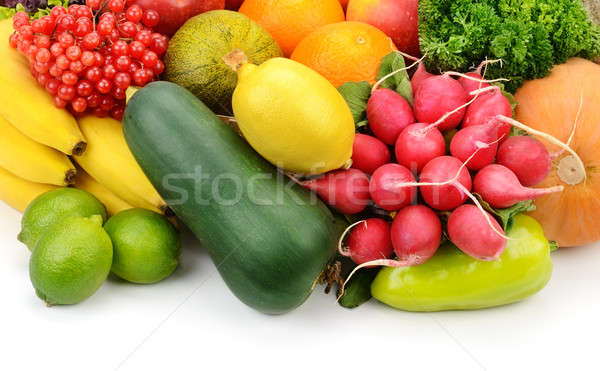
[305,60,565,275]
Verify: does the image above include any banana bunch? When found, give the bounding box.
[0,20,81,212]
[0,115,76,186]
[0,20,167,218]
[73,166,134,216]
[0,20,86,156]
[75,115,168,215]
[0,166,58,213]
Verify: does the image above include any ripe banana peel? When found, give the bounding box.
[0,166,57,213]
[75,115,168,215]
[74,166,178,227]
[74,166,133,216]
[0,20,86,156]
[0,114,76,186]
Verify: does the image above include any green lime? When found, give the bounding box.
[29,215,113,306]
[19,188,107,251]
[104,208,181,284]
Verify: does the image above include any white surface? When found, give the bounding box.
[1,200,598,371]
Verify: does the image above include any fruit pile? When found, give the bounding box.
[8,0,167,119]
[0,0,598,315]
[21,188,180,305]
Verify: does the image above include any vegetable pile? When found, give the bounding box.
[419,0,600,91]
[329,54,565,305]
[331,47,598,307]
[1,0,599,315]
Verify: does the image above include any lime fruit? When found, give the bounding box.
[104,208,181,284]
[19,188,107,251]
[29,215,113,306]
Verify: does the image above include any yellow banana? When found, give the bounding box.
[75,115,167,214]
[0,114,77,186]
[0,166,58,213]
[74,166,134,216]
[0,20,86,156]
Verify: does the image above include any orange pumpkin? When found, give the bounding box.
[514,58,600,247]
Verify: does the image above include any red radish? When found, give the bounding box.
[458,72,491,95]
[462,87,512,141]
[496,136,551,187]
[369,163,417,211]
[449,121,501,171]
[419,156,472,211]
[342,219,393,265]
[303,169,370,214]
[411,62,434,94]
[448,204,507,261]
[395,123,446,173]
[352,134,391,175]
[473,164,563,209]
[366,88,415,145]
[414,74,468,131]
[391,205,441,265]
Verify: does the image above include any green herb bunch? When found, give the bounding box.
[419,0,600,92]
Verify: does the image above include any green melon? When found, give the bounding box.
[164,10,282,115]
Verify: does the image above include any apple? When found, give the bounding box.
[225,0,245,10]
[346,0,420,57]
[131,0,226,36]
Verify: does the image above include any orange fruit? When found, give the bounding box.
[291,21,397,88]
[239,0,345,57]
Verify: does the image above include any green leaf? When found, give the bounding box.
[473,193,536,230]
[338,268,379,309]
[376,51,414,105]
[0,7,16,21]
[549,240,559,252]
[491,82,518,114]
[337,81,372,129]
[509,126,529,137]
[48,0,66,6]
[355,120,368,129]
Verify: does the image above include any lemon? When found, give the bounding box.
[104,209,181,284]
[19,188,107,251]
[232,58,355,175]
[29,215,113,306]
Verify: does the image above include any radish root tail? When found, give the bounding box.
[454,182,514,241]
[444,71,509,84]
[469,85,499,96]
[337,220,367,257]
[475,58,504,74]
[418,82,489,134]
[495,115,587,185]
[390,140,497,189]
[372,53,425,93]
[396,50,421,62]
[337,258,415,300]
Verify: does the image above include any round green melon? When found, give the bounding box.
[164,10,282,115]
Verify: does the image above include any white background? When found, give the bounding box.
[1,201,598,371]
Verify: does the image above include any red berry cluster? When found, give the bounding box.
[9,0,167,120]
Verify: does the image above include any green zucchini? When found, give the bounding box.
[123,81,340,314]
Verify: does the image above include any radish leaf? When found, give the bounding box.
[337,81,372,129]
[376,52,414,105]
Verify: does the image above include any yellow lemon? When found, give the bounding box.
[231,57,354,175]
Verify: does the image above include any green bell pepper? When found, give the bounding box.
[371,214,553,311]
